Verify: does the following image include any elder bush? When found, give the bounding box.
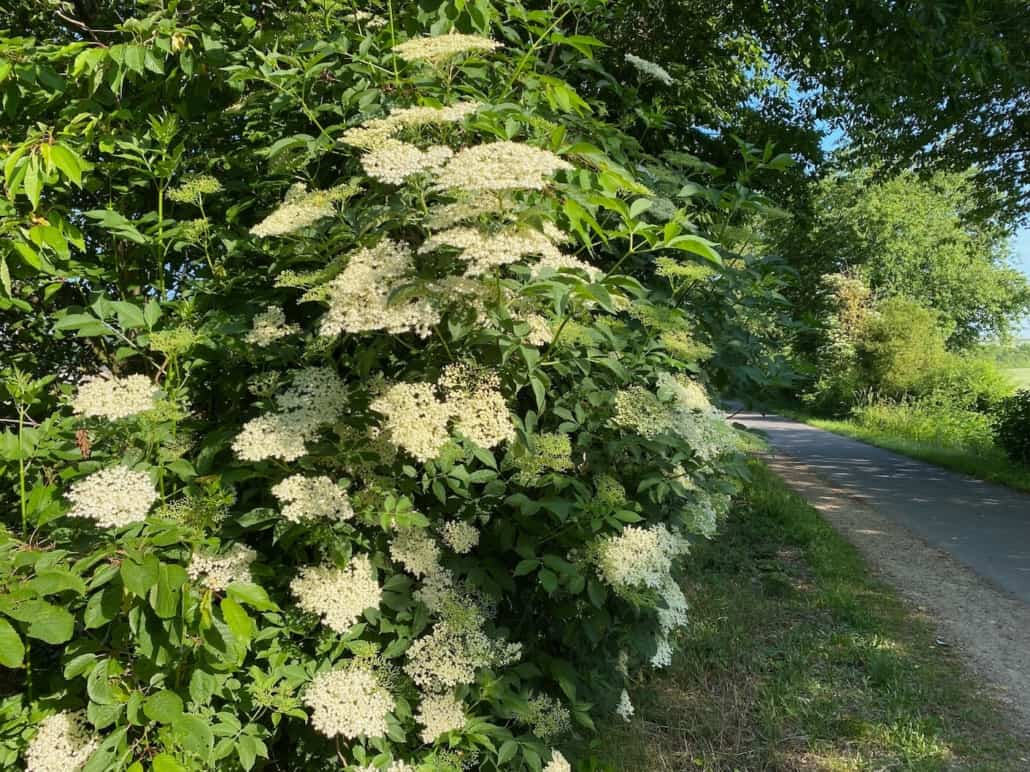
[0,2,749,770]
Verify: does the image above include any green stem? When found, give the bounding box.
[387,0,400,88]
[17,406,27,538]
[156,183,165,295]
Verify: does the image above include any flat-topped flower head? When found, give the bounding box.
[65,465,158,528]
[416,692,466,743]
[543,750,572,772]
[362,140,453,184]
[291,555,382,633]
[187,543,257,590]
[433,141,572,192]
[272,475,354,523]
[320,239,439,339]
[393,33,501,65]
[245,305,299,347]
[341,102,481,150]
[303,664,395,739]
[73,373,159,420]
[370,381,452,462]
[25,710,98,772]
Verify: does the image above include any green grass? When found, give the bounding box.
[797,414,1030,494]
[584,461,1029,771]
[1006,368,1030,389]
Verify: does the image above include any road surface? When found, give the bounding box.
[733,412,1030,604]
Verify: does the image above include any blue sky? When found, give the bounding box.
[1014,228,1030,336]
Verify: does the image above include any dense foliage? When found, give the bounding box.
[770,169,1030,348]
[996,391,1030,465]
[0,2,762,771]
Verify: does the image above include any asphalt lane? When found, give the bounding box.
[733,412,1030,604]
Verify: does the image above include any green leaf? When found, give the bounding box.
[84,209,148,244]
[666,234,722,264]
[538,569,558,593]
[28,567,86,596]
[50,144,82,186]
[188,669,217,706]
[144,689,184,724]
[0,617,24,667]
[498,740,519,764]
[172,714,214,759]
[152,754,186,772]
[122,554,160,597]
[111,300,146,330]
[149,563,185,619]
[226,582,278,611]
[23,156,41,210]
[220,597,253,645]
[25,602,75,644]
[0,256,11,297]
[514,559,539,576]
[84,585,122,629]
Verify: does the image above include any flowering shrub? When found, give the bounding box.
[0,2,748,770]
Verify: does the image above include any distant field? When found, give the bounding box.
[1006,368,1030,388]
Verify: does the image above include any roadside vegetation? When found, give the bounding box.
[590,462,1030,770]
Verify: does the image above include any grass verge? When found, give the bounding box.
[585,460,1029,771]
[797,414,1030,494]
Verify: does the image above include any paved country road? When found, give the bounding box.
[733,412,1030,604]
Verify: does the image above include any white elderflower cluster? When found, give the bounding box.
[343,9,386,29]
[415,692,466,743]
[523,694,571,739]
[530,251,603,280]
[341,102,481,150]
[625,53,674,85]
[232,367,348,462]
[249,183,341,238]
[613,377,735,461]
[611,385,675,439]
[596,523,689,591]
[616,689,634,722]
[73,373,159,420]
[303,665,395,739]
[319,239,439,339]
[231,413,308,463]
[543,750,572,772]
[272,475,354,523]
[519,313,554,346]
[65,465,158,528]
[291,555,382,633]
[440,520,479,553]
[425,193,507,229]
[420,225,562,276]
[390,528,442,578]
[357,764,416,772]
[370,382,452,462]
[433,141,572,192]
[393,33,501,65]
[439,364,515,449]
[245,305,300,346]
[24,710,98,772]
[362,140,453,184]
[187,543,257,591]
[657,371,712,413]
[404,621,522,692]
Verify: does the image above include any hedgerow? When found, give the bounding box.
[0,2,747,770]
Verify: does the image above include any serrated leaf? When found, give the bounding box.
[0,617,24,667]
[144,689,184,724]
[50,144,82,186]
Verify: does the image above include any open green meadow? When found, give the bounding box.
[1006,368,1030,388]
